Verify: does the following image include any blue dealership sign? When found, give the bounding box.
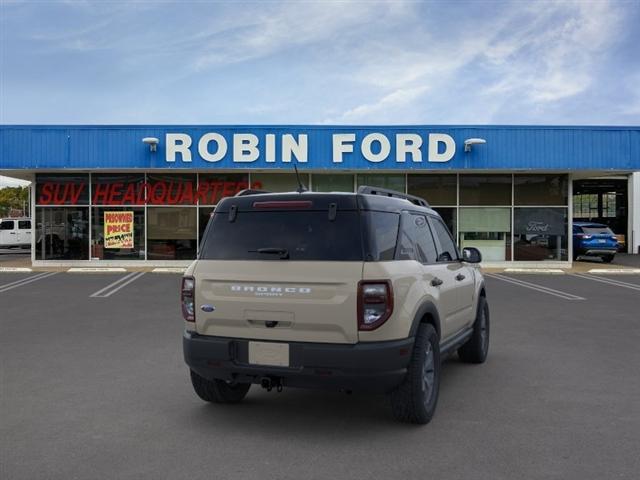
[1,125,639,171]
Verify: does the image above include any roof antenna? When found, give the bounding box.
[293,164,308,193]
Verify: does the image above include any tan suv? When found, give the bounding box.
[182,186,489,424]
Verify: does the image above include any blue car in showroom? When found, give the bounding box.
[573,222,619,262]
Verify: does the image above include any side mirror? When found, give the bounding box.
[462,247,482,263]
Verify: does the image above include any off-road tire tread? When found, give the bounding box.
[190,370,251,404]
[458,296,489,364]
[390,324,440,425]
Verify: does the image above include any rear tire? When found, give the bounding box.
[190,370,251,404]
[602,254,614,263]
[390,324,440,425]
[458,296,490,364]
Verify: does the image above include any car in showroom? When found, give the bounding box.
[573,222,619,262]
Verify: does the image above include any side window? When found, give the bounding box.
[0,220,15,230]
[396,214,418,261]
[19,220,31,229]
[365,211,400,261]
[429,217,459,262]
[396,213,438,263]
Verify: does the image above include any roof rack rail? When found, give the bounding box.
[235,189,271,197]
[357,185,430,207]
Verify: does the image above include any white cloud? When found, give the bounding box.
[327,0,627,123]
[324,85,429,124]
[482,0,623,103]
[0,176,30,188]
[192,1,411,70]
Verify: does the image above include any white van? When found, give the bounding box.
[0,217,32,249]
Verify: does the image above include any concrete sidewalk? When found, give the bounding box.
[3,248,639,274]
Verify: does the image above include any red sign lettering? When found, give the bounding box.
[38,179,262,205]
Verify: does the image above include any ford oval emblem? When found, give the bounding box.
[200,304,215,312]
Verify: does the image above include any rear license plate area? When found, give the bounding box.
[248,341,290,367]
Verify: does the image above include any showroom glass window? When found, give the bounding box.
[408,175,457,237]
[460,174,511,205]
[90,174,146,260]
[514,174,568,206]
[147,173,197,205]
[513,175,569,261]
[459,207,511,261]
[147,207,197,260]
[91,174,145,206]
[312,174,355,192]
[144,174,198,260]
[357,174,405,192]
[513,208,568,261]
[91,207,145,260]
[459,175,512,261]
[251,173,310,192]
[35,174,90,260]
[198,173,252,205]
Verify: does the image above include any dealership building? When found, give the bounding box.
[1,125,639,267]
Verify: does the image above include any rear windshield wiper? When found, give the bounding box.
[249,247,290,259]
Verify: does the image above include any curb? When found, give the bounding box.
[503,268,565,274]
[152,267,187,273]
[67,267,128,273]
[588,268,640,274]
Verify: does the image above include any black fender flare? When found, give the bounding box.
[409,301,442,339]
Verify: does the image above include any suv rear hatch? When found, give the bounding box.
[578,225,618,250]
[193,194,364,344]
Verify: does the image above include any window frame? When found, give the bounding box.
[428,215,461,263]
[395,211,440,265]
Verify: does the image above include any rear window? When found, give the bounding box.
[581,226,614,235]
[200,210,364,261]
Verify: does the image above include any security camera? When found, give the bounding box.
[464,138,487,152]
[142,137,159,152]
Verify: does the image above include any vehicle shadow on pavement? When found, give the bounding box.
[180,358,476,436]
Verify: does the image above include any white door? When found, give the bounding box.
[0,219,17,246]
[18,220,32,246]
[428,217,476,334]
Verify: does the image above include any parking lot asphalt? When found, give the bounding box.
[1,271,640,480]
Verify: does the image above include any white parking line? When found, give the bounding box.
[90,271,146,298]
[486,273,586,301]
[0,272,58,293]
[571,273,640,292]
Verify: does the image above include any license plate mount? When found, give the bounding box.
[248,341,290,367]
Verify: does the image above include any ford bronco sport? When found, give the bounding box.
[182,186,489,424]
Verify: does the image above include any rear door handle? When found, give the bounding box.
[455,274,466,281]
[431,277,443,287]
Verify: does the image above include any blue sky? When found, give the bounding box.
[0,0,639,126]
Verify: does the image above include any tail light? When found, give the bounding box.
[576,234,592,240]
[358,280,393,331]
[181,276,195,322]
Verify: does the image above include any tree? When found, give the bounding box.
[0,187,29,217]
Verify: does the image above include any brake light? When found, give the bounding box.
[358,280,393,331]
[253,200,312,209]
[181,276,195,322]
[577,234,592,240]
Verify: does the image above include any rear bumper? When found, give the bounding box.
[577,248,617,256]
[183,331,414,393]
